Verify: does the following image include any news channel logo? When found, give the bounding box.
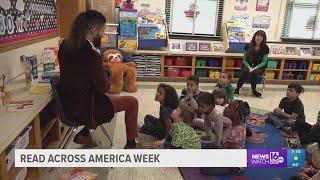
[248,149,287,168]
[248,149,305,168]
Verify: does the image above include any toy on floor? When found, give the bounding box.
[248,113,266,126]
[102,48,137,94]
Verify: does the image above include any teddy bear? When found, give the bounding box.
[102,48,137,94]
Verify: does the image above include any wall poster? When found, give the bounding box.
[0,0,59,46]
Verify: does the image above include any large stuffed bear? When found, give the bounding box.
[102,48,137,94]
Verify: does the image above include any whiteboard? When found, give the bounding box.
[170,0,218,35]
[288,6,317,39]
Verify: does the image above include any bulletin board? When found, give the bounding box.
[0,0,59,49]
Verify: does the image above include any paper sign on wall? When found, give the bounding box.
[256,0,269,12]
[252,15,271,29]
[234,0,248,11]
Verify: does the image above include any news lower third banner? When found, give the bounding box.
[15,149,305,168]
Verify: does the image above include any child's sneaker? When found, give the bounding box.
[281,126,293,135]
[306,142,319,154]
[287,138,301,149]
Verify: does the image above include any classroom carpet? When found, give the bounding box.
[179,108,300,180]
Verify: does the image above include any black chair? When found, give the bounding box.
[50,77,113,149]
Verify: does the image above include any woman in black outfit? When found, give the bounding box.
[234,30,269,97]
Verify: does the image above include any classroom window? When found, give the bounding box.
[165,0,224,38]
[282,0,320,40]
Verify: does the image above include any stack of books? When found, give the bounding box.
[7,100,33,112]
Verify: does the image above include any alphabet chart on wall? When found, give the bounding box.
[0,0,59,46]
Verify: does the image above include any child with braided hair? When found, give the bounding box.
[222,100,250,149]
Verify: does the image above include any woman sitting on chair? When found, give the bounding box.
[234,30,269,98]
[58,10,142,149]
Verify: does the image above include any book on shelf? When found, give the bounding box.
[7,100,33,112]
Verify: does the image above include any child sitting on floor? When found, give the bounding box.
[294,111,320,147]
[197,92,232,147]
[193,88,228,129]
[221,100,250,149]
[140,83,178,139]
[266,83,305,133]
[153,105,201,149]
[212,71,234,103]
[179,75,203,124]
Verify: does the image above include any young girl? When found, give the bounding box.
[197,92,232,147]
[222,100,250,149]
[140,83,178,139]
[154,105,201,149]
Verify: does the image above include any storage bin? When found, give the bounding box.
[207,59,220,67]
[310,74,316,80]
[316,74,320,81]
[196,69,207,77]
[175,57,188,66]
[267,60,278,69]
[313,64,320,71]
[226,59,234,67]
[164,58,174,66]
[285,62,297,69]
[234,59,242,68]
[180,69,191,78]
[296,73,304,80]
[299,61,308,70]
[166,67,180,77]
[264,71,275,80]
[196,59,206,67]
[209,70,220,79]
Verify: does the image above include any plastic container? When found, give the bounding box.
[234,59,242,68]
[299,61,308,70]
[208,60,220,67]
[209,70,220,79]
[316,74,320,81]
[196,69,207,77]
[264,71,275,79]
[175,57,188,66]
[313,64,320,71]
[310,74,316,80]
[164,58,174,66]
[180,69,191,78]
[166,67,180,77]
[196,59,206,67]
[267,60,278,69]
[226,59,234,67]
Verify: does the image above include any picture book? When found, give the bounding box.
[7,100,33,112]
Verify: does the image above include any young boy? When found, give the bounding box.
[153,105,201,149]
[266,83,305,133]
[179,75,203,124]
[294,110,320,146]
[212,71,234,103]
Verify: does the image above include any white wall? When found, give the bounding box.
[223,0,287,42]
[0,37,59,80]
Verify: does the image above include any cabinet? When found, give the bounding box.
[130,50,320,85]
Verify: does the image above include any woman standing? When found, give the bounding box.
[234,30,269,97]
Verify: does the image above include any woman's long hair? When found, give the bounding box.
[246,30,267,62]
[66,10,106,49]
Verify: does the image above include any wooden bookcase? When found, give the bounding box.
[130,50,320,85]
